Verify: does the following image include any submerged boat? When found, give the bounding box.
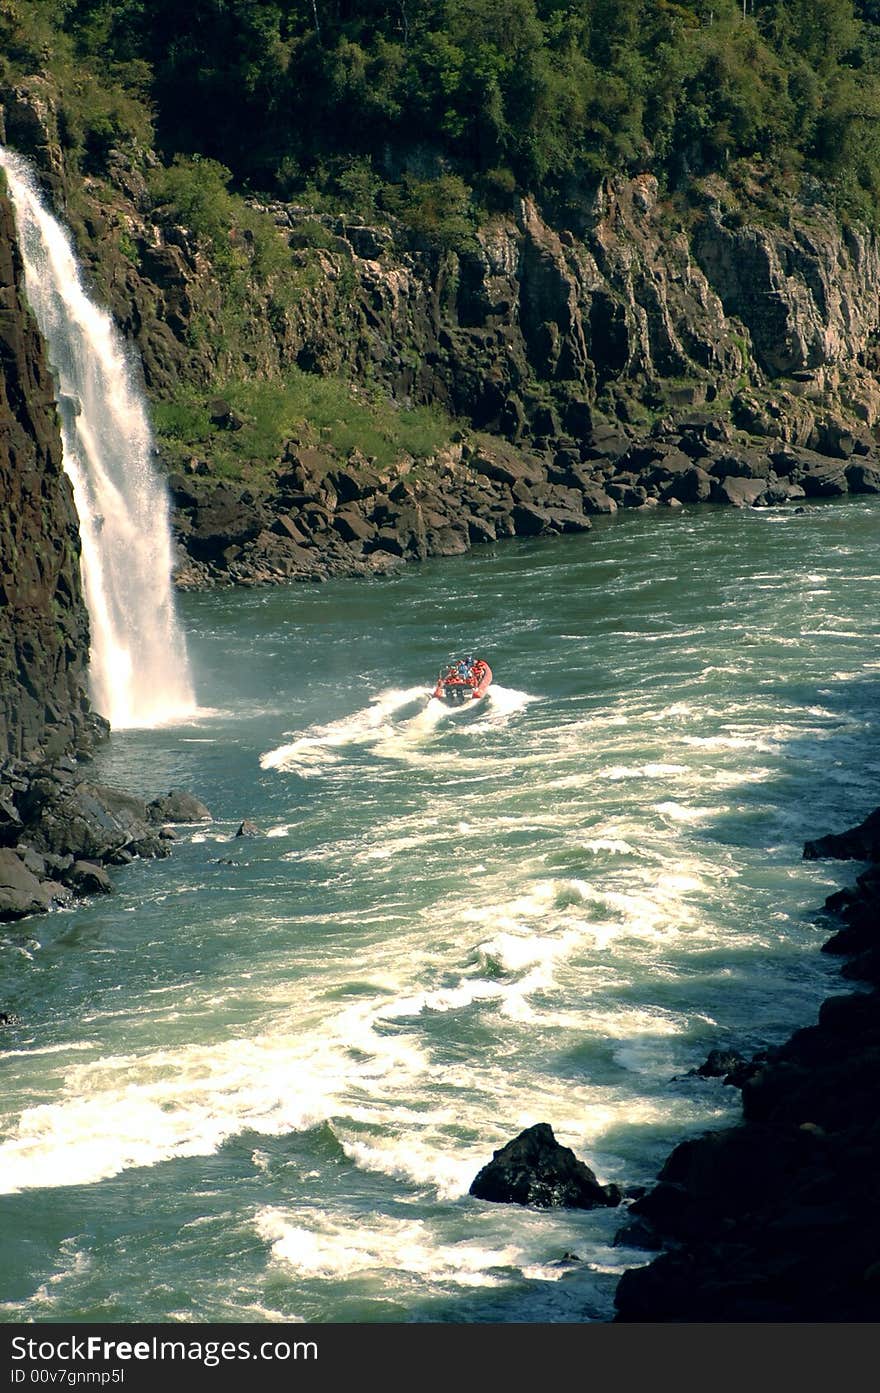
[432,656,492,705]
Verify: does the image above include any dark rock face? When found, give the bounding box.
[469,1122,621,1210]
[0,760,214,925]
[0,161,212,949]
[803,807,880,863]
[0,845,69,918]
[0,191,105,761]
[147,789,213,824]
[613,807,880,1323]
[18,777,165,862]
[234,819,262,838]
[687,1048,748,1080]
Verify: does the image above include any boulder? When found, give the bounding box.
[65,859,113,896]
[21,779,167,863]
[712,476,766,508]
[369,528,407,556]
[845,461,880,493]
[578,483,618,514]
[329,465,383,503]
[427,525,470,556]
[187,485,266,561]
[512,502,553,536]
[270,514,310,545]
[469,1122,621,1210]
[643,450,698,485]
[664,466,713,503]
[0,847,56,919]
[754,481,806,506]
[584,426,631,461]
[544,508,593,534]
[606,481,648,508]
[798,459,850,498]
[708,450,772,481]
[466,516,497,544]
[147,790,213,824]
[234,820,263,838]
[208,398,245,430]
[688,1048,748,1080]
[333,510,377,544]
[472,448,544,489]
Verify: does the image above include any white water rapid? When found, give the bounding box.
[0,145,197,728]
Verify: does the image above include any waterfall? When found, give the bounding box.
[0,145,197,729]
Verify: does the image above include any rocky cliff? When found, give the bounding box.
[4,79,880,593]
[73,165,880,589]
[0,187,102,762]
[0,167,206,929]
[63,151,880,448]
[66,157,880,588]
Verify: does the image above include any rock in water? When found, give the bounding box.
[147,789,213,824]
[469,1122,621,1209]
[803,807,880,862]
[688,1048,748,1080]
[234,820,263,838]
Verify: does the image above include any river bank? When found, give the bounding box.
[167,418,880,590]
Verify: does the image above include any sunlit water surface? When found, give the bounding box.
[2,500,878,1323]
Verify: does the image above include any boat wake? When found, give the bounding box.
[259,684,535,774]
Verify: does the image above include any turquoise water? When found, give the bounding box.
[2,500,879,1323]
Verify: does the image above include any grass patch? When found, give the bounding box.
[151,369,457,480]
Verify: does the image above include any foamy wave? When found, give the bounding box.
[0,1009,430,1194]
[255,1206,522,1286]
[654,800,714,824]
[262,681,537,773]
[468,684,536,727]
[600,763,688,781]
[380,978,506,1020]
[0,1237,92,1316]
[259,686,428,772]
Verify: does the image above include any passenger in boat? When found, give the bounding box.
[456,658,473,680]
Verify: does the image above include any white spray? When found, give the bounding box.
[0,146,197,728]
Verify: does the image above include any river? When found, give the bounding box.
[2,499,879,1323]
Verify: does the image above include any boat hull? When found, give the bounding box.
[432,660,492,705]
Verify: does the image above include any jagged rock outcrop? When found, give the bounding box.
[121,173,880,449]
[803,806,880,863]
[469,1122,621,1210]
[693,192,880,383]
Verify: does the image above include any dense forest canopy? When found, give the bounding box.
[4,0,880,224]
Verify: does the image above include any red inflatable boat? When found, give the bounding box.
[432,656,492,705]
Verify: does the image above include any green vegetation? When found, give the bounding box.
[151,369,457,478]
[148,155,297,292]
[6,3,880,227]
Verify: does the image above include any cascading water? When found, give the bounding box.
[0,145,197,728]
